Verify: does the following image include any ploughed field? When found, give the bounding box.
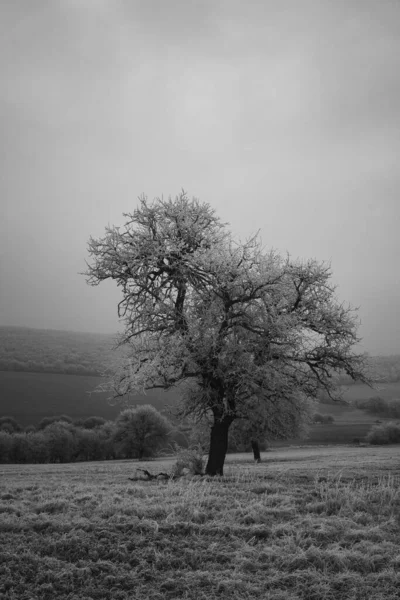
[1,446,400,599]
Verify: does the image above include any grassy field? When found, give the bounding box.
[1,446,400,599]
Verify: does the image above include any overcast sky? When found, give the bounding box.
[1,0,399,355]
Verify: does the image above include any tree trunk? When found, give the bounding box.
[205,417,232,476]
[251,440,261,463]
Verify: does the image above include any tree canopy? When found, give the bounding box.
[85,192,370,474]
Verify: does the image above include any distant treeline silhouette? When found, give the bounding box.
[0,408,276,464]
[0,410,186,464]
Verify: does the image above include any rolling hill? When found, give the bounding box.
[1,326,400,441]
[0,326,179,426]
[0,326,117,376]
[0,371,179,427]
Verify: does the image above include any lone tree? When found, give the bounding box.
[84,192,369,475]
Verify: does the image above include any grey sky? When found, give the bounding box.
[1,0,399,355]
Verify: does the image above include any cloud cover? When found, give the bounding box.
[1,0,399,354]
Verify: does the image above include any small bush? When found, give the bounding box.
[113,405,172,459]
[0,431,13,462]
[172,445,205,477]
[366,421,400,445]
[38,415,73,430]
[313,413,335,424]
[0,416,22,433]
[28,432,50,463]
[74,427,108,461]
[358,396,400,419]
[8,433,33,463]
[81,416,107,430]
[43,422,77,462]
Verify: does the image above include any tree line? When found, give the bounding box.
[0,403,284,464]
[0,406,170,464]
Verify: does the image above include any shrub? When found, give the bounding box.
[74,427,108,461]
[43,422,77,462]
[0,416,22,433]
[81,416,107,430]
[0,431,13,463]
[384,400,400,419]
[98,421,118,460]
[28,431,50,463]
[113,405,172,459]
[38,415,73,430]
[172,445,205,477]
[0,431,50,464]
[0,423,14,434]
[366,421,400,445]
[8,433,33,463]
[358,396,400,419]
[313,413,335,424]
[363,396,388,415]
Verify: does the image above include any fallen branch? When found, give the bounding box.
[128,468,177,482]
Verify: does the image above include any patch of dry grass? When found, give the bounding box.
[1,447,400,599]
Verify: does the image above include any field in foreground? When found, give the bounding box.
[1,447,400,600]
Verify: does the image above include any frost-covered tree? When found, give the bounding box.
[113,405,172,459]
[84,192,370,475]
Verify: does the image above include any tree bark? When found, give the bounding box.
[205,417,232,476]
[251,440,261,463]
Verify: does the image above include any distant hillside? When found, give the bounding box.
[0,326,118,376]
[0,327,176,427]
[1,325,400,382]
[335,355,400,385]
[1,326,400,437]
